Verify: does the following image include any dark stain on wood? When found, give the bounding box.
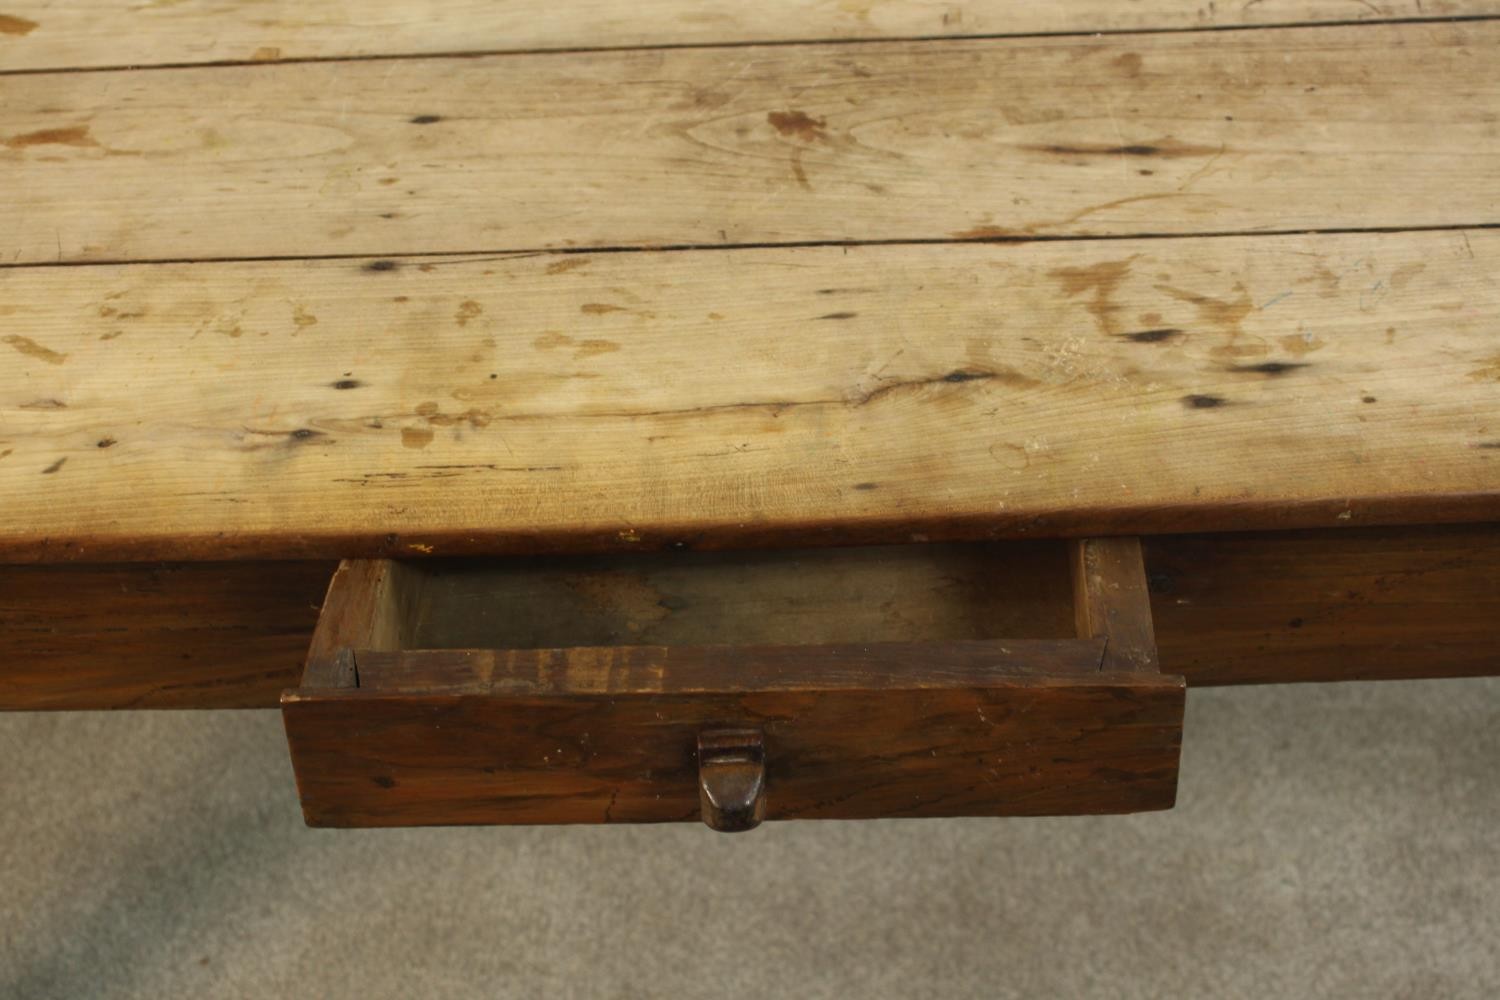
[363,259,399,272]
[401,427,434,450]
[5,125,98,150]
[4,334,67,365]
[331,379,363,390]
[0,13,40,34]
[818,312,857,320]
[546,258,592,275]
[1120,328,1182,344]
[1156,284,1254,351]
[41,458,66,475]
[408,115,442,125]
[1363,395,1378,404]
[1027,139,1222,159]
[1465,353,1500,382]
[20,398,67,410]
[455,300,483,326]
[1182,394,1227,409]
[1229,361,1309,376]
[415,401,492,429]
[289,428,325,441]
[767,110,827,142]
[96,438,116,448]
[1051,258,1137,336]
[942,369,991,383]
[790,150,811,191]
[853,482,880,491]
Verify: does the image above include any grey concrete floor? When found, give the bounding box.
[2,678,1498,999]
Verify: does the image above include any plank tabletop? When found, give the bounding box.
[5,23,1500,263]
[3,232,1496,561]
[2,6,1498,560]
[2,0,1493,71]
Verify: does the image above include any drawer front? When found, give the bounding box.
[283,538,1184,830]
[284,643,1183,827]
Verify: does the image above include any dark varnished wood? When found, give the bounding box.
[3,525,1497,710]
[349,641,1108,695]
[0,560,333,709]
[9,492,1500,566]
[283,645,1182,827]
[1145,527,1500,685]
[697,729,767,833]
[281,540,1181,827]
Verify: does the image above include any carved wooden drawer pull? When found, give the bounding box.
[697,729,768,833]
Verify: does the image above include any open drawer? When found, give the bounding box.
[282,538,1184,831]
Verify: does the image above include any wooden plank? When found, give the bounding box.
[2,1,1490,73]
[3,22,1498,264]
[350,640,1110,694]
[0,560,331,708]
[1071,537,1159,672]
[1,525,1495,710]
[1146,527,1500,684]
[283,646,1183,826]
[2,231,1497,562]
[300,559,421,687]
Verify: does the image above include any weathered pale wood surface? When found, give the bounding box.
[2,231,1496,561]
[1,1,1490,71]
[4,22,1498,264]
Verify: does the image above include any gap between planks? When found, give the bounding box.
[3,14,1498,78]
[3,223,1499,272]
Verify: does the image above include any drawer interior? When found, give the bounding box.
[386,540,1074,651]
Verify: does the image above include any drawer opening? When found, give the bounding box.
[386,540,1075,652]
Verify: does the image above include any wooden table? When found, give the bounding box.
[3,2,1497,828]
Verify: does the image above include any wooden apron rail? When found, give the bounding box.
[3,524,1497,711]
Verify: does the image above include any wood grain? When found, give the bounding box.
[2,525,1495,709]
[2,0,1491,71]
[4,22,1499,264]
[1146,526,1500,684]
[350,640,1109,694]
[2,231,1497,562]
[283,643,1184,826]
[1071,537,1159,673]
[301,559,421,687]
[0,560,331,708]
[403,542,1074,650]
